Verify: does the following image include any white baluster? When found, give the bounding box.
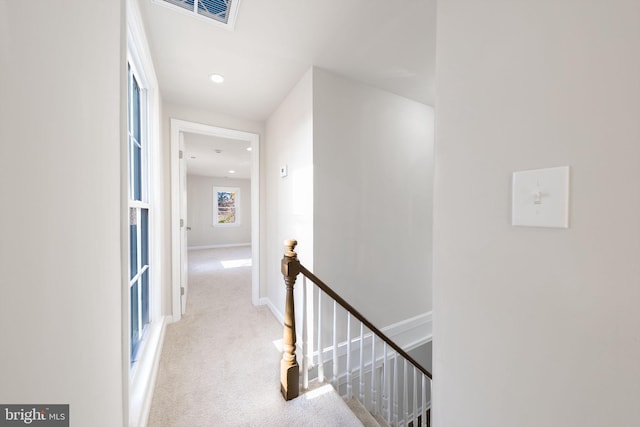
[346,313,352,399]
[421,375,427,427]
[413,366,418,427]
[403,359,408,427]
[378,366,383,415]
[429,376,432,426]
[332,300,338,388]
[317,289,324,382]
[393,353,399,426]
[375,352,384,414]
[383,343,389,423]
[359,323,365,403]
[307,281,314,374]
[302,277,308,390]
[382,343,391,424]
[370,335,377,413]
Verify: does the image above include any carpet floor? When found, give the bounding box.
[147,246,363,427]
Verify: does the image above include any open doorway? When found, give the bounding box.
[170,119,260,321]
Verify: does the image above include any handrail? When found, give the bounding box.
[298,263,433,380]
[279,238,432,404]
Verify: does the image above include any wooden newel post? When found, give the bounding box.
[280,239,301,400]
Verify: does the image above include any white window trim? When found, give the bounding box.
[126,1,167,427]
[128,68,151,361]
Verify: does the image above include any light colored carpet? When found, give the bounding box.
[147,246,363,427]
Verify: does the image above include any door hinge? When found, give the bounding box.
[179,150,184,159]
[180,286,185,296]
[180,218,184,227]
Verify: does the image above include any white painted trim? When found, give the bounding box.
[260,297,285,326]
[381,311,432,351]
[128,315,168,427]
[262,291,432,362]
[311,311,432,372]
[171,119,261,321]
[170,123,181,322]
[313,310,432,368]
[126,2,162,426]
[188,243,251,251]
[127,0,159,90]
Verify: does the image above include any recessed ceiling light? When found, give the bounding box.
[246,147,253,152]
[228,170,236,174]
[209,73,225,84]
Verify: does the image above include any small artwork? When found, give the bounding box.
[214,187,240,226]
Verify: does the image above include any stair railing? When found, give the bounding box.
[280,239,432,427]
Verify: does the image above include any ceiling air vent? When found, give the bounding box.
[157,0,240,29]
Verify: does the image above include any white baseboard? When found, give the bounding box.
[260,297,284,326]
[129,315,168,427]
[188,243,250,250]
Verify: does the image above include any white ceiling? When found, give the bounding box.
[139,0,437,122]
[184,133,252,179]
[141,0,436,179]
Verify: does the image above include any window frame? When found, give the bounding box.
[126,2,166,424]
[127,62,152,365]
[213,186,240,227]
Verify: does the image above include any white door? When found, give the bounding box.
[179,132,189,314]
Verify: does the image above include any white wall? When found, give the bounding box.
[433,1,640,426]
[0,1,125,425]
[187,175,251,248]
[161,103,264,311]
[313,68,434,327]
[264,68,314,320]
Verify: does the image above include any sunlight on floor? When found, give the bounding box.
[304,384,334,401]
[220,258,252,269]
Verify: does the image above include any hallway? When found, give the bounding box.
[147,246,362,426]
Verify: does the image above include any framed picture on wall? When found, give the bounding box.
[213,186,240,226]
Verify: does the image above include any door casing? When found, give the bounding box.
[170,119,260,321]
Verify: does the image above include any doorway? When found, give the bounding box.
[170,119,260,321]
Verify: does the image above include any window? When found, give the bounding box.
[128,65,151,363]
[213,186,240,226]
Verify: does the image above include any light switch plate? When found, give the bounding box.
[280,164,288,178]
[512,166,570,228]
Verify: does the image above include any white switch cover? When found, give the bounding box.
[280,164,288,178]
[512,166,570,228]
